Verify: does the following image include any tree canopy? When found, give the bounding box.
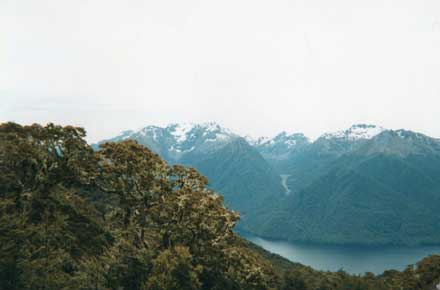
[0,122,439,290]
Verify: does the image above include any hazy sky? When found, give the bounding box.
[1,0,440,142]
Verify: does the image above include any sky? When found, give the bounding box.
[1,0,440,142]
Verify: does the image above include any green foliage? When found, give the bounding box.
[1,122,440,290]
[282,270,309,290]
[145,246,202,290]
[0,123,275,290]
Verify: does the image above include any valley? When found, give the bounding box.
[97,122,440,247]
[280,174,292,195]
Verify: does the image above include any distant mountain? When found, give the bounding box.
[182,138,285,217]
[96,122,284,217]
[96,122,239,163]
[249,127,440,246]
[279,124,387,194]
[321,124,386,141]
[250,132,310,172]
[97,123,440,246]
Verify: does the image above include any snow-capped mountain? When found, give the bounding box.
[249,125,387,164]
[320,124,386,141]
[358,129,440,157]
[244,125,440,247]
[302,124,387,158]
[99,122,239,162]
[99,123,440,163]
[252,132,311,161]
[96,122,440,246]
[95,122,285,218]
[244,135,271,146]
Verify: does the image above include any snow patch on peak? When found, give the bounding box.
[272,132,309,148]
[167,123,195,143]
[170,145,195,153]
[200,122,235,136]
[126,122,238,147]
[323,124,385,141]
[165,122,237,145]
[249,132,309,150]
[397,130,406,139]
[245,135,270,146]
[274,132,308,140]
[137,126,162,141]
[201,122,221,131]
[285,139,297,148]
[395,129,425,140]
[204,133,232,143]
[346,124,385,140]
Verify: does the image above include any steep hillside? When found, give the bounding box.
[97,123,285,220]
[251,129,440,246]
[98,123,440,246]
[182,138,285,215]
[279,124,385,195]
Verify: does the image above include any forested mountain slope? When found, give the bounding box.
[2,122,440,290]
[181,138,285,215]
[250,129,440,246]
[98,123,440,246]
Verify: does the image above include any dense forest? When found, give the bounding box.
[1,122,440,290]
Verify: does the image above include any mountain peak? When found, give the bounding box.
[271,132,310,148]
[395,129,426,140]
[166,123,196,143]
[377,129,433,142]
[128,122,235,146]
[321,124,386,141]
[245,135,270,146]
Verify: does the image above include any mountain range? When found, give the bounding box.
[96,123,440,246]
[95,123,285,222]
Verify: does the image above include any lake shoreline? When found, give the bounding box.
[236,228,440,248]
[240,232,440,275]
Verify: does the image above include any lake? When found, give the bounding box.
[244,234,440,275]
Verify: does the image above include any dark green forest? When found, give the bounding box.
[1,122,439,290]
[247,130,440,246]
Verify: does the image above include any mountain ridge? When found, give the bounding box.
[96,122,440,246]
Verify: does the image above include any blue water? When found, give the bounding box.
[244,235,440,275]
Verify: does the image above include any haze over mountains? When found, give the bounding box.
[97,122,440,246]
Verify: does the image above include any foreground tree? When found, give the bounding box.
[144,245,202,290]
[2,122,439,290]
[0,123,278,290]
[0,123,110,290]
